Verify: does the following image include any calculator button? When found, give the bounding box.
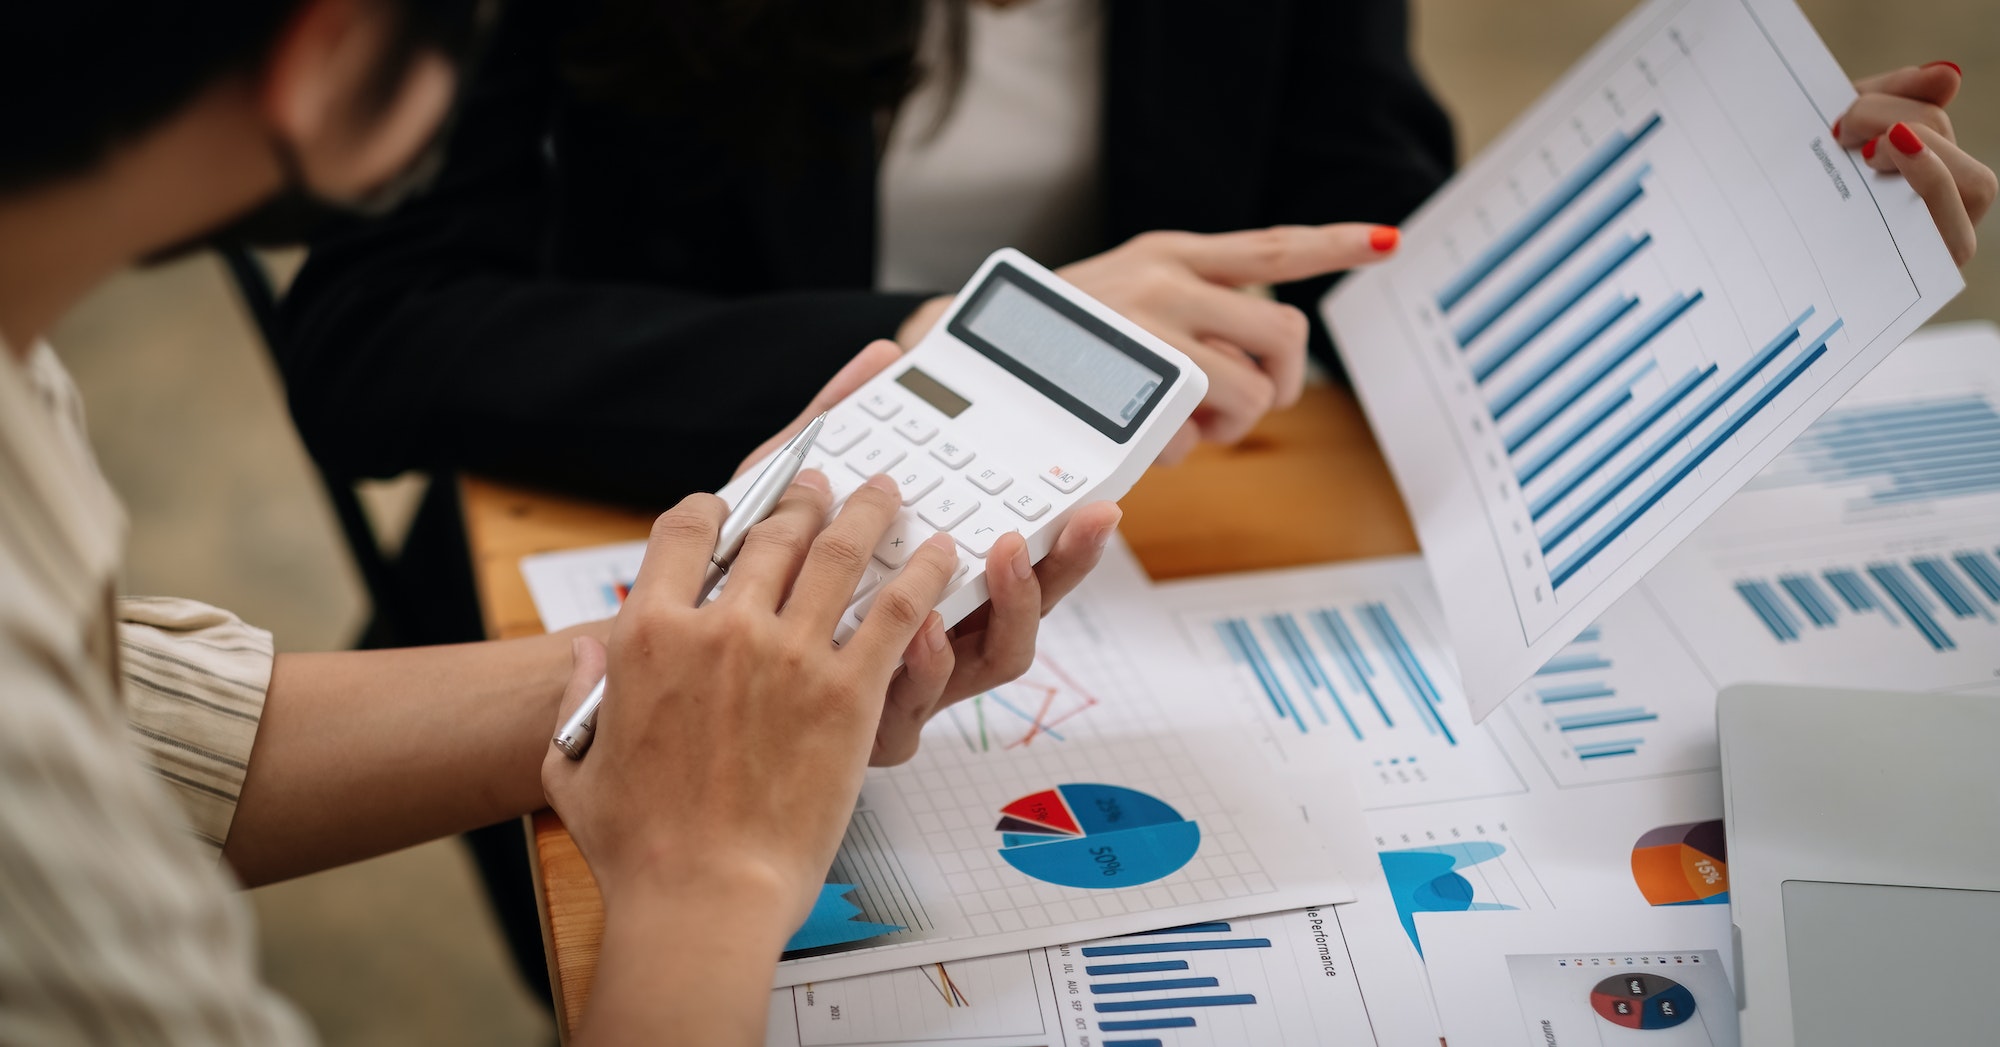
[893,414,938,444]
[917,488,981,531]
[845,436,907,478]
[850,565,886,603]
[871,514,934,569]
[816,417,870,455]
[1005,490,1051,521]
[930,439,975,469]
[887,461,943,505]
[1041,466,1086,493]
[954,515,1012,557]
[968,467,1013,494]
[857,391,901,420]
[822,467,864,512]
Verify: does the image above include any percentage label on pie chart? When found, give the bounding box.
[994,783,1200,889]
[1590,972,1696,1030]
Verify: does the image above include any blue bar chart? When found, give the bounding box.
[1748,393,2000,507]
[1433,101,1857,601]
[1502,596,1722,788]
[1170,563,1528,809]
[1639,323,2000,698]
[1734,550,2000,653]
[1321,0,1960,718]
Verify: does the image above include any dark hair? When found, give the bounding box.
[0,0,483,195]
[560,0,967,160]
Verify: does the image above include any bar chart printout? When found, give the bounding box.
[1166,559,1529,810]
[1640,322,2000,694]
[1323,0,1960,719]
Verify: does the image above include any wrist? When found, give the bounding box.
[600,851,801,949]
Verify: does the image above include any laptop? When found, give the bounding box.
[1718,684,2000,1045]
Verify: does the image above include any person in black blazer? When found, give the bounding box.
[275,0,1457,508]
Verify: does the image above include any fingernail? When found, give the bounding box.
[1093,512,1121,551]
[796,468,829,492]
[864,473,899,496]
[570,636,584,662]
[923,612,947,653]
[1011,541,1033,580]
[1924,60,1963,77]
[1830,118,1841,137]
[1889,121,1923,156]
[1369,225,1400,252]
[1861,137,1877,161]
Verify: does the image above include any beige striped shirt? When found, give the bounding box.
[0,335,311,1043]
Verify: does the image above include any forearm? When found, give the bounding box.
[222,623,605,886]
[575,868,798,1046]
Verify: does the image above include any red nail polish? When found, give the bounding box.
[1924,60,1963,77]
[1861,137,1877,161]
[1889,122,1923,156]
[1830,118,1841,138]
[1369,226,1400,252]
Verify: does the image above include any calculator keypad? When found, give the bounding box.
[968,466,1013,494]
[894,415,938,444]
[930,440,975,469]
[812,386,1091,644]
[818,418,870,455]
[1042,466,1086,493]
[916,486,980,531]
[845,436,906,477]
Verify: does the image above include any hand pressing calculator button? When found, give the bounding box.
[1005,490,1050,521]
[712,247,1207,655]
[1042,466,1086,493]
[917,487,980,531]
[871,514,933,569]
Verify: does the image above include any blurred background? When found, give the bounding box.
[46,1,1995,1043]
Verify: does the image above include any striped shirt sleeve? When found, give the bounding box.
[0,628,313,1045]
[116,597,274,858]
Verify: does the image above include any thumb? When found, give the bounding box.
[556,635,609,726]
[733,340,905,478]
[543,635,609,795]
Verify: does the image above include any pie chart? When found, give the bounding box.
[995,783,1200,889]
[1631,820,1729,906]
[1590,972,1696,1029]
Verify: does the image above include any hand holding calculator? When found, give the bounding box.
[716,249,1208,644]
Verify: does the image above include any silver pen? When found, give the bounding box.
[553,412,828,759]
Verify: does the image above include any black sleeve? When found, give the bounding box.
[274,10,928,508]
[1263,0,1456,371]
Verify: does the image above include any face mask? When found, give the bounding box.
[143,113,451,266]
[144,0,496,263]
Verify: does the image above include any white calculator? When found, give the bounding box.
[717,248,1207,644]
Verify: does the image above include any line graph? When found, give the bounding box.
[947,653,1102,752]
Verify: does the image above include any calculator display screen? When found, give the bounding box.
[949,263,1180,442]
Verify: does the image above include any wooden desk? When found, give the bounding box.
[462,383,1416,1038]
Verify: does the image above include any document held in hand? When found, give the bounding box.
[1323,0,1961,719]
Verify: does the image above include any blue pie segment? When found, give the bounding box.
[995,784,1201,889]
[1589,972,1697,1029]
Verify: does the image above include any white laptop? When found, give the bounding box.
[1718,684,2000,1045]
